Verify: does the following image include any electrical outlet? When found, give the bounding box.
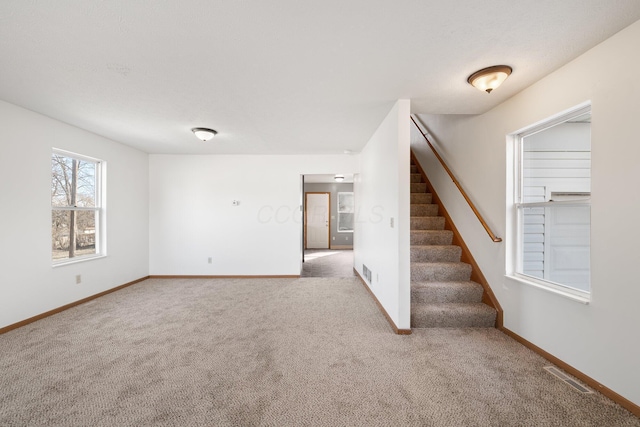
[345,236,348,240]
[332,236,335,240]
[75,275,82,284]
[208,257,213,264]
[390,217,394,228]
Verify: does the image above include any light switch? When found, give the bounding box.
[390,217,394,228]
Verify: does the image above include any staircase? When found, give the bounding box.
[410,159,497,328]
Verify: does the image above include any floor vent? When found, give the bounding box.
[544,366,593,394]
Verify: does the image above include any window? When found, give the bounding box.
[337,192,354,232]
[512,105,591,300]
[51,150,104,264]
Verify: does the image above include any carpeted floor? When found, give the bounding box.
[301,250,355,278]
[0,277,638,426]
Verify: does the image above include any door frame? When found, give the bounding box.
[304,192,330,249]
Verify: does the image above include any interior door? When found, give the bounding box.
[306,192,329,249]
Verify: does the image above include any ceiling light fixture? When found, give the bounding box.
[334,175,345,182]
[191,127,218,141]
[467,65,512,93]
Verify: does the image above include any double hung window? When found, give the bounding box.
[337,192,354,232]
[51,150,104,264]
[513,106,591,299]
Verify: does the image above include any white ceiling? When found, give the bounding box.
[1,1,639,155]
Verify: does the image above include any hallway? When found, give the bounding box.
[301,250,355,278]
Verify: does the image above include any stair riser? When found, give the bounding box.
[410,193,432,204]
[410,174,423,183]
[411,284,484,304]
[410,231,453,245]
[410,217,445,230]
[411,246,462,262]
[410,166,418,173]
[410,204,438,217]
[411,309,496,328]
[411,263,471,282]
[410,183,427,193]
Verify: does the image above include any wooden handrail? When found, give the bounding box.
[410,116,502,243]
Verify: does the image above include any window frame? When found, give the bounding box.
[51,149,106,266]
[337,191,354,233]
[508,104,591,303]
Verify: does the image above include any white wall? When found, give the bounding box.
[412,20,640,405]
[0,100,149,329]
[149,154,357,275]
[354,100,411,330]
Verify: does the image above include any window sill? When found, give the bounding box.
[52,254,106,268]
[506,274,590,305]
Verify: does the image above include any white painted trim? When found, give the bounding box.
[51,149,106,265]
[507,273,590,304]
[52,254,107,268]
[515,199,590,208]
[509,102,592,138]
[52,148,102,164]
[52,206,100,211]
[509,103,592,298]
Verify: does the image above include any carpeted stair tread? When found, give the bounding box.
[411,281,484,303]
[410,183,427,193]
[410,173,423,183]
[410,204,439,217]
[410,216,445,230]
[410,193,433,204]
[411,261,472,282]
[410,165,418,173]
[411,303,497,328]
[411,245,462,262]
[410,230,453,245]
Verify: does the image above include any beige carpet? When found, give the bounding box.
[301,250,356,278]
[0,277,638,426]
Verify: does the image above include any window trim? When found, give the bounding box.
[506,273,590,304]
[51,148,106,266]
[337,191,354,233]
[507,103,591,300]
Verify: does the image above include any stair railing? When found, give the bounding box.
[410,115,502,243]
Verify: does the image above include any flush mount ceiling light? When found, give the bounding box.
[334,174,345,182]
[467,65,512,93]
[191,127,218,141]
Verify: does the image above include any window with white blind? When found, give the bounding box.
[512,105,591,300]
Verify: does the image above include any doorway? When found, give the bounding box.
[302,174,355,277]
